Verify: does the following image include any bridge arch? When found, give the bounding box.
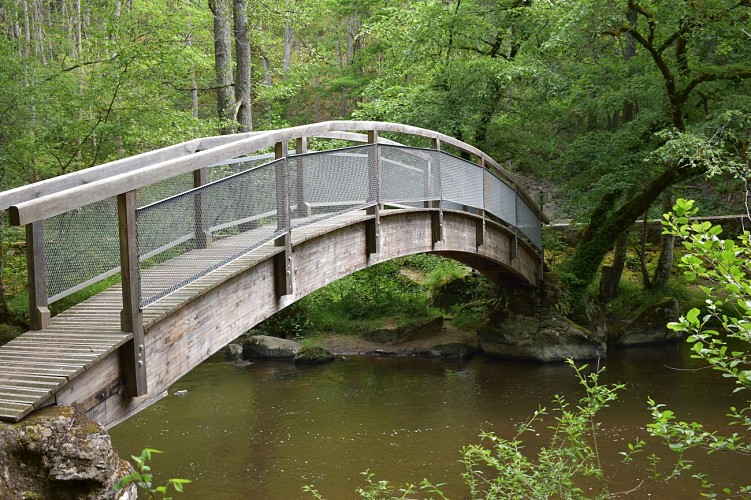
[0,121,545,426]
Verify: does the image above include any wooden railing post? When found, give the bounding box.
[274,141,293,297]
[193,168,212,249]
[295,137,311,218]
[476,157,485,247]
[366,131,381,255]
[430,138,443,244]
[25,221,51,330]
[117,190,147,397]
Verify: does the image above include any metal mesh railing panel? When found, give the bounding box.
[484,170,516,226]
[379,146,438,204]
[439,152,484,210]
[44,198,120,301]
[137,173,194,208]
[207,153,276,183]
[39,141,543,309]
[516,195,543,250]
[289,146,372,229]
[136,161,282,307]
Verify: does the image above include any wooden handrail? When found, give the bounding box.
[7,121,547,225]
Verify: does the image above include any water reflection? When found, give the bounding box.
[110,344,749,499]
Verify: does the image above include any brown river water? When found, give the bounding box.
[110,341,750,499]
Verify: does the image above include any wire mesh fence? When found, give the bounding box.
[289,146,373,229]
[44,198,120,302]
[379,146,439,206]
[136,160,282,307]
[439,152,484,211]
[41,143,543,310]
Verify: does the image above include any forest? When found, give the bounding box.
[1,0,749,324]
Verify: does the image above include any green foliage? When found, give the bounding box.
[461,361,634,499]
[304,471,446,500]
[646,199,751,496]
[115,448,191,499]
[304,361,652,499]
[254,255,467,337]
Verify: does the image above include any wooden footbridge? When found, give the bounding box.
[0,121,545,428]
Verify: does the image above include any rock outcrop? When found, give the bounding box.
[616,297,682,346]
[242,335,301,359]
[0,405,135,499]
[427,342,478,360]
[294,345,335,365]
[223,343,244,360]
[362,317,444,344]
[479,276,607,363]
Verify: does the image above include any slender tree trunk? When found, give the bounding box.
[261,54,272,86]
[650,189,675,289]
[0,212,8,324]
[210,0,235,134]
[283,22,292,72]
[638,210,651,288]
[233,0,252,132]
[598,230,628,302]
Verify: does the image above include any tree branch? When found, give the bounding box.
[677,70,751,103]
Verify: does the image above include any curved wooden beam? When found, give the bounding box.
[8,121,545,226]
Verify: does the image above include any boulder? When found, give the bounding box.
[479,277,607,363]
[362,317,444,345]
[242,335,301,359]
[223,343,243,360]
[428,343,478,360]
[616,297,682,347]
[294,345,335,365]
[0,405,136,499]
[480,315,606,363]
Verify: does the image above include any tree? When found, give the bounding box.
[649,198,751,496]
[558,0,751,294]
[210,0,236,133]
[234,0,253,132]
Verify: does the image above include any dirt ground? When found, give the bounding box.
[317,323,479,356]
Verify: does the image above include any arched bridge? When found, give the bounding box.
[0,121,546,427]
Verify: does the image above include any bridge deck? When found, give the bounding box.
[0,210,372,422]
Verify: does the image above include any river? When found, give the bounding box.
[110,341,749,499]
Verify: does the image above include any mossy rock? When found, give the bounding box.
[428,343,478,360]
[294,345,335,365]
[362,317,444,345]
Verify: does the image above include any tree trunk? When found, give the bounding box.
[283,22,292,72]
[650,190,675,289]
[261,54,272,86]
[598,229,628,302]
[0,212,9,324]
[210,0,235,134]
[233,0,252,132]
[638,210,651,288]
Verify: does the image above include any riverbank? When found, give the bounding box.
[317,322,479,356]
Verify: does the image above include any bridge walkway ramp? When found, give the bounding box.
[0,210,369,422]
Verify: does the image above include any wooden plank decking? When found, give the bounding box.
[0,210,372,423]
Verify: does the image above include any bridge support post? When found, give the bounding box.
[274,141,294,297]
[476,157,485,248]
[295,137,311,218]
[510,228,519,262]
[366,131,381,256]
[25,221,51,330]
[193,168,212,249]
[117,190,147,397]
[430,138,443,244]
